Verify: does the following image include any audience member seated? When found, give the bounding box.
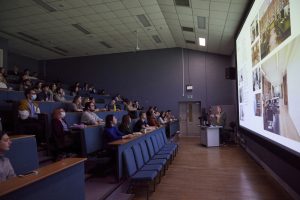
[133,111,149,132]
[114,94,123,102]
[89,97,106,112]
[70,95,83,112]
[133,100,143,110]
[166,110,175,121]
[146,106,154,118]
[106,99,120,112]
[21,68,37,81]
[70,85,80,96]
[0,131,15,182]
[81,102,103,125]
[124,99,137,118]
[88,85,97,94]
[34,81,43,94]
[158,111,168,125]
[147,112,160,127]
[54,87,67,102]
[104,114,133,144]
[7,65,21,84]
[18,88,44,143]
[19,79,32,91]
[7,65,20,76]
[82,97,90,107]
[49,83,57,100]
[153,106,160,117]
[118,114,133,135]
[82,82,89,91]
[37,84,51,101]
[0,67,8,89]
[51,108,76,160]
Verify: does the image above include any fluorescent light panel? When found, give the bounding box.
[100,41,112,48]
[152,35,161,43]
[174,0,190,7]
[18,32,39,41]
[197,16,206,29]
[54,47,68,53]
[199,37,206,46]
[72,24,91,35]
[32,0,57,12]
[185,40,195,44]
[182,26,194,32]
[136,14,151,27]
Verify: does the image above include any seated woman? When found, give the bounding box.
[51,108,76,159]
[147,112,160,127]
[124,100,137,119]
[0,68,8,89]
[81,102,103,125]
[34,81,43,94]
[158,111,168,125]
[0,131,16,182]
[133,111,149,132]
[70,95,83,112]
[104,114,133,143]
[106,99,120,111]
[89,97,106,112]
[118,114,132,135]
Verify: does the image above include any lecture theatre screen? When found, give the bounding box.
[236,0,300,154]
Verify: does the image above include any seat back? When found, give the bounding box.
[140,141,150,163]
[150,136,160,153]
[155,134,164,149]
[123,148,138,176]
[161,130,168,143]
[145,138,155,157]
[158,133,166,145]
[132,144,145,169]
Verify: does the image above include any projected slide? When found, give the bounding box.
[236,0,300,153]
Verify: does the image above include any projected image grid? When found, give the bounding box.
[238,0,300,145]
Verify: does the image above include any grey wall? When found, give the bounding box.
[7,52,39,73]
[44,48,234,116]
[0,37,8,67]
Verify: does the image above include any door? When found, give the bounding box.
[179,101,201,136]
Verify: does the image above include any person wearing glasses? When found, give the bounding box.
[18,88,44,143]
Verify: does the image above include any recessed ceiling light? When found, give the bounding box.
[199,37,206,46]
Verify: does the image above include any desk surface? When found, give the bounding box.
[0,158,86,196]
[108,127,160,146]
[9,135,35,140]
[199,125,222,129]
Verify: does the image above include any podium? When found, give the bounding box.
[199,125,222,147]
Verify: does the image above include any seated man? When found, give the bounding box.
[81,102,103,125]
[18,88,45,143]
[0,131,16,182]
[133,111,149,132]
[37,84,51,101]
[54,87,67,102]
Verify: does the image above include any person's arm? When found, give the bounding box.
[81,112,96,125]
[6,158,16,180]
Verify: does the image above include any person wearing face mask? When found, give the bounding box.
[18,88,44,143]
[0,131,16,182]
[81,102,103,125]
[51,108,76,160]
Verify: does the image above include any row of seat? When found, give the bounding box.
[123,130,178,199]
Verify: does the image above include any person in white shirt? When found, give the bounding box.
[81,102,103,125]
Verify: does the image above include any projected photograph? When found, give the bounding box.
[239,105,244,121]
[239,88,243,103]
[251,41,261,66]
[261,36,300,141]
[250,15,259,44]
[253,67,261,91]
[259,0,291,59]
[254,93,262,116]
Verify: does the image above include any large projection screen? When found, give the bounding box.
[236,0,300,154]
